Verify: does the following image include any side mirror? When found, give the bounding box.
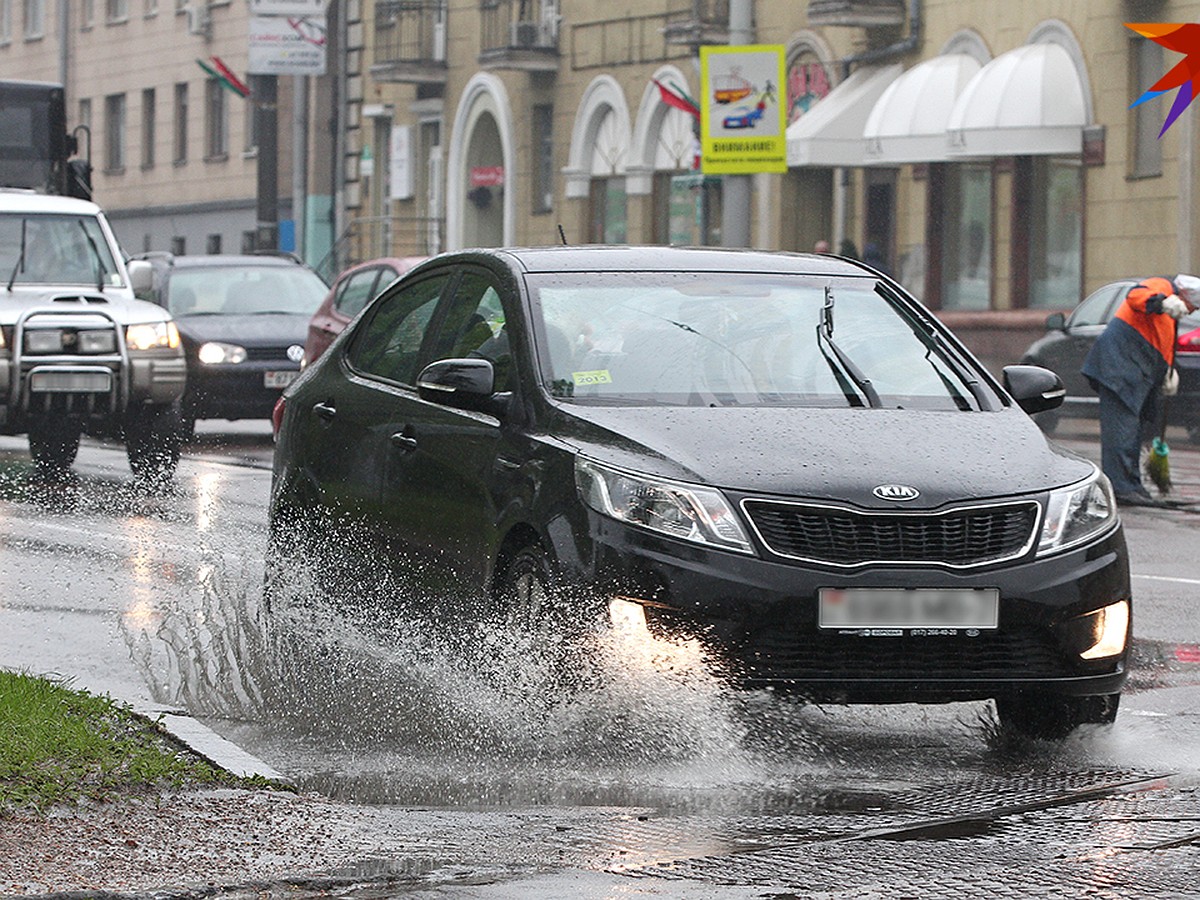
[1002,364,1066,415]
[127,260,153,297]
[1044,311,1066,331]
[417,358,508,415]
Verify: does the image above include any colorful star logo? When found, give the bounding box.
[1127,22,1200,137]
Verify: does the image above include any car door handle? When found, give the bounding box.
[391,432,418,451]
[313,401,336,421]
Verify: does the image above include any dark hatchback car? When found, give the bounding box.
[135,253,329,431]
[1021,279,1200,442]
[270,246,1130,740]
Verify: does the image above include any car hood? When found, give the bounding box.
[177,313,310,346]
[553,405,1094,509]
[0,285,169,324]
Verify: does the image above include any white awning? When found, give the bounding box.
[946,43,1087,156]
[862,54,982,164]
[786,64,903,167]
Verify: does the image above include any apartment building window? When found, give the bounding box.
[532,104,553,215]
[80,0,93,27]
[243,94,257,154]
[77,97,91,132]
[206,233,221,254]
[140,88,155,169]
[241,230,255,253]
[105,0,126,21]
[143,0,155,16]
[1130,36,1163,179]
[204,79,227,159]
[0,0,11,42]
[173,82,188,164]
[170,236,185,254]
[104,93,126,173]
[23,0,44,38]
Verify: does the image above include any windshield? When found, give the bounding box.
[530,273,992,410]
[166,265,328,317]
[0,213,122,287]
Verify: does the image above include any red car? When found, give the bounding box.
[304,257,426,365]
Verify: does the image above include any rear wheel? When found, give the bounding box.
[28,419,82,474]
[125,401,184,481]
[995,693,1119,740]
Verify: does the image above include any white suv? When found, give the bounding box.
[0,190,186,478]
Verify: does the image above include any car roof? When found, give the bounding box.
[0,190,102,215]
[447,245,874,277]
[148,254,307,269]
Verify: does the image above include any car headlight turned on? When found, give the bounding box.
[197,341,248,365]
[126,321,181,351]
[1037,467,1117,556]
[576,457,753,553]
[1078,600,1130,659]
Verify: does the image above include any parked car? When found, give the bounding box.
[269,246,1130,741]
[1020,279,1200,442]
[134,253,328,433]
[304,256,426,365]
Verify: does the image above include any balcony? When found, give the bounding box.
[371,0,449,85]
[806,0,907,27]
[661,0,730,49]
[479,0,560,73]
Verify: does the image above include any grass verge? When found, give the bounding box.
[0,669,277,815]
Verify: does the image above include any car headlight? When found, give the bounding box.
[126,321,181,351]
[197,341,248,365]
[1037,467,1117,555]
[575,457,753,554]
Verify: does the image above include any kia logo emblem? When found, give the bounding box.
[286,344,305,363]
[873,484,920,501]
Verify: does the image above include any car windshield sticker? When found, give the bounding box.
[572,369,612,387]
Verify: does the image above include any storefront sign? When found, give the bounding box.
[470,166,505,187]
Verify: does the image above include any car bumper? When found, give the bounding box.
[574,514,1130,704]
[185,363,298,420]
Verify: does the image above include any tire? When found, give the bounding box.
[125,401,184,481]
[995,692,1119,740]
[28,419,82,474]
[495,544,558,631]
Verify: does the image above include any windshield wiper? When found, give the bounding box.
[6,219,27,292]
[816,285,881,408]
[76,220,109,291]
[872,284,994,411]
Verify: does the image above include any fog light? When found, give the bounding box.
[79,330,116,353]
[609,595,649,632]
[1080,600,1130,660]
[26,330,62,353]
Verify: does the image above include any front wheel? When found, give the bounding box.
[995,693,1119,740]
[125,401,184,481]
[28,419,82,474]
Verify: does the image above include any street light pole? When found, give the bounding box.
[720,0,753,248]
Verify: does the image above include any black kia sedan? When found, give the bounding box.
[269,246,1130,740]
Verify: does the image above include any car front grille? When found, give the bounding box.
[741,500,1040,568]
[731,629,1067,683]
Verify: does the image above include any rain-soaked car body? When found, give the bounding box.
[270,246,1130,740]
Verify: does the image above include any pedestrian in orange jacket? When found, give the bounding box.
[1082,275,1196,506]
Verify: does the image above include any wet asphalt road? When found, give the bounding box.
[1,419,1200,896]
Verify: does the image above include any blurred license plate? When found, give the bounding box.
[29,370,112,392]
[819,588,999,630]
[264,370,297,389]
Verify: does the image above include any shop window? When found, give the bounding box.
[940,163,992,311]
[1027,156,1083,309]
[588,177,627,244]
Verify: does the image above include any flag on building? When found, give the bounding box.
[653,78,700,119]
[197,58,252,98]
